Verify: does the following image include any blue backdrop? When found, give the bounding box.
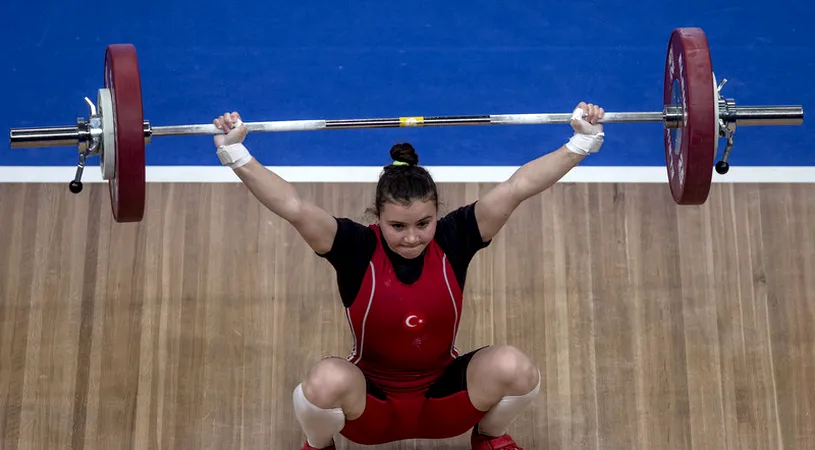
[3,1,812,170]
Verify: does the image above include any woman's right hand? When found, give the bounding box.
[213,111,247,148]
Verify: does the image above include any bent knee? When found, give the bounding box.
[474,345,539,395]
[302,357,366,409]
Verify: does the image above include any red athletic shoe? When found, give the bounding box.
[471,428,523,449]
[299,442,334,450]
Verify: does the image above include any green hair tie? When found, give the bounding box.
[392,161,409,166]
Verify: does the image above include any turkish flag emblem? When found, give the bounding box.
[403,312,426,331]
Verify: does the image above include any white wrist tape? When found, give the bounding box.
[217,143,253,169]
[566,132,604,156]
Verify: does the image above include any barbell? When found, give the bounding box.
[8,27,805,223]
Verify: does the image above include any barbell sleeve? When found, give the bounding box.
[720,105,805,126]
[9,126,82,148]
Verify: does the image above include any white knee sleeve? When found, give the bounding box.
[477,370,541,437]
[292,383,346,448]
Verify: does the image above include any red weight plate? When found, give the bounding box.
[105,44,146,222]
[664,28,716,205]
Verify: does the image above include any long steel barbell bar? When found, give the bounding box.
[8,105,805,149]
[152,110,670,137]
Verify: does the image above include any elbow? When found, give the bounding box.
[506,175,534,203]
[279,196,306,224]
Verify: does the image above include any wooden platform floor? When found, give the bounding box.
[1,182,813,450]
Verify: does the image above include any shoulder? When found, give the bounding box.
[317,217,377,262]
[435,201,490,261]
[435,201,490,247]
[433,201,491,288]
[318,217,378,308]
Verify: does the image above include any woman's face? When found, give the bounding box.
[378,199,437,259]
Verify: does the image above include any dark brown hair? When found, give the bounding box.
[370,142,438,218]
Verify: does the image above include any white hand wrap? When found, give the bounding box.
[217,143,253,169]
[565,107,604,156]
[566,132,604,155]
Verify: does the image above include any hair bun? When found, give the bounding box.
[389,143,419,166]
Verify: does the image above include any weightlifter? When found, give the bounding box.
[212,102,606,449]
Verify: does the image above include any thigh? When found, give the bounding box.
[424,346,488,399]
[339,376,401,445]
[418,391,486,440]
[303,356,368,418]
[417,347,490,439]
[464,344,539,410]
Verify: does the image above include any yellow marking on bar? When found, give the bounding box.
[399,116,425,127]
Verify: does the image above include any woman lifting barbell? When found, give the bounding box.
[211,102,605,450]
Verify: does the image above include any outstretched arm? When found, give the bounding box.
[474,102,605,242]
[213,112,337,254]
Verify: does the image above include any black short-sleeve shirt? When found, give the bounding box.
[318,202,491,307]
